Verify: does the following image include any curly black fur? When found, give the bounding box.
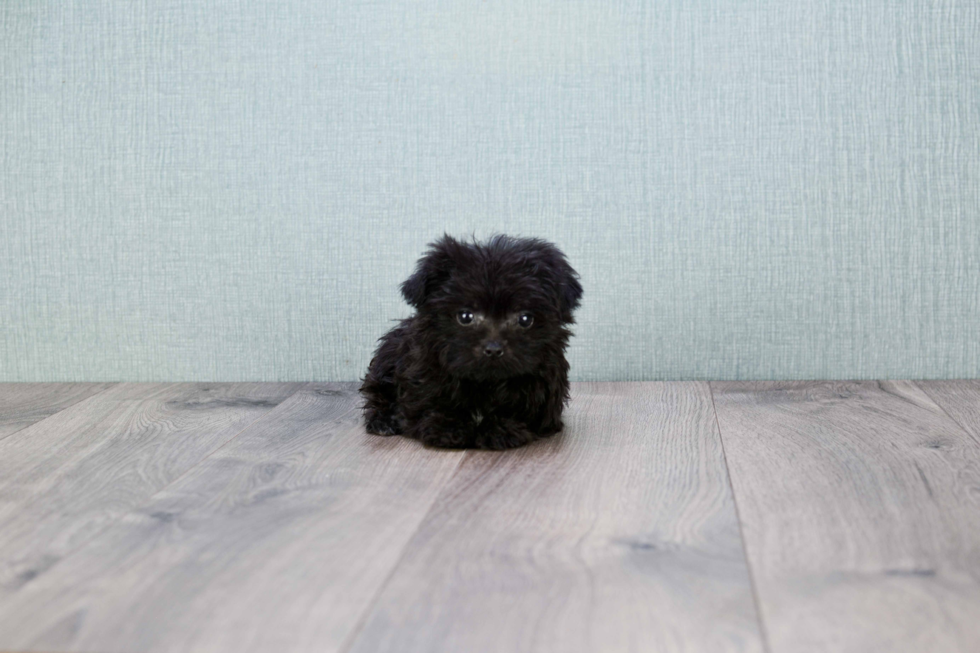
[359,234,583,450]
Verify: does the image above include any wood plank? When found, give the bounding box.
[917,380,980,446]
[0,382,303,598]
[348,382,765,653]
[710,380,980,653]
[0,383,466,653]
[0,383,116,440]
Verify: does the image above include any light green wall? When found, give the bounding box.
[2,1,978,381]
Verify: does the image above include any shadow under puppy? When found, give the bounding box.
[360,234,582,449]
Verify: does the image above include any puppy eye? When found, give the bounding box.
[457,310,474,325]
[518,313,533,328]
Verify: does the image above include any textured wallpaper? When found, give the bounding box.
[1,0,978,382]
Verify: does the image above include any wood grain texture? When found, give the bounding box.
[0,383,116,440]
[348,382,765,653]
[0,382,303,599]
[711,380,980,653]
[0,383,466,653]
[917,380,980,446]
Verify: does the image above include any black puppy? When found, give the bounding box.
[360,234,582,449]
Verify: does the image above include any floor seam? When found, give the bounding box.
[4,382,308,598]
[337,449,471,653]
[0,382,121,444]
[124,382,313,508]
[707,381,775,653]
[912,380,980,449]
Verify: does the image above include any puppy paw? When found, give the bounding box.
[537,419,563,438]
[406,413,474,448]
[365,411,402,436]
[415,424,475,448]
[417,431,468,448]
[475,417,537,450]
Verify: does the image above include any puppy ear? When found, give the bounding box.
[522,238,582,324]
[400,234,459,309]
[558,269,583,323]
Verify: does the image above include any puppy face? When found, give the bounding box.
[401,234,582,381]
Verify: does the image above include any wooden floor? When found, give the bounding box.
[0,381,978,653]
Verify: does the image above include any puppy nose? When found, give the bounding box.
[483,341,504,358]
